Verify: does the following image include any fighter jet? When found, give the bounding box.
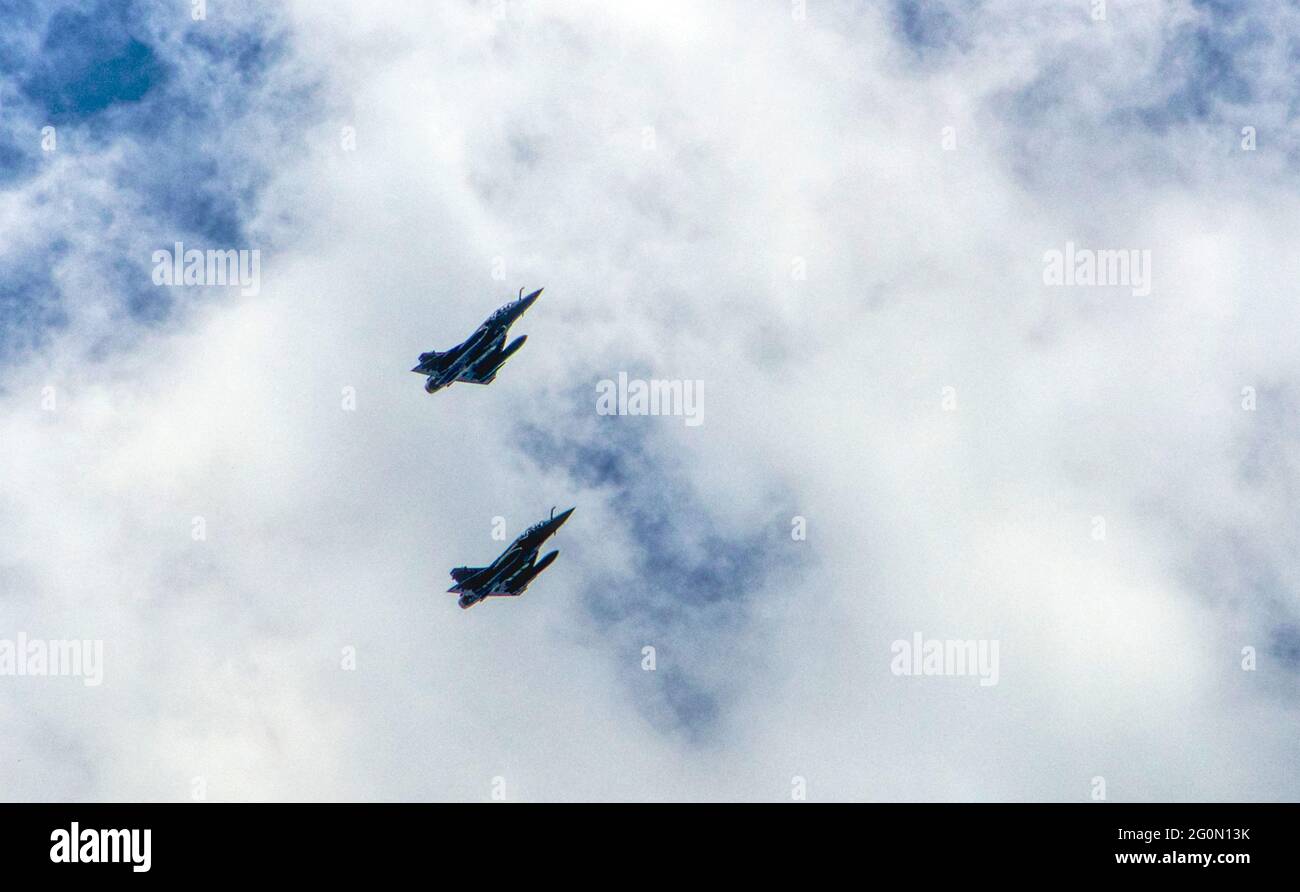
[447,507,574,609]
[412,287,543,392]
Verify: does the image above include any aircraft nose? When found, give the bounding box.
[552,506,575,527]
[520,287,543,307]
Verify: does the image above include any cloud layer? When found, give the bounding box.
[2,0,1298,801]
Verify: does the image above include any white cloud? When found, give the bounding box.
[2,0,1298,801]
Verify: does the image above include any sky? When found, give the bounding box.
[1,0,1299,801]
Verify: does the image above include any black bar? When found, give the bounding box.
[0,803,1288,879]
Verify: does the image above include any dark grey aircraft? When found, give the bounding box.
[412,287,544,392]
[448,507,574,609]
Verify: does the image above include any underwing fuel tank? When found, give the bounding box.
[499,550,560,600]
[513,549,559,591]
[532,549,559,577]
[500,334,527,360]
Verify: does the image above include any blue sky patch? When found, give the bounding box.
[20,4,167,123]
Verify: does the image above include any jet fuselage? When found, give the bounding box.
[414,288,542,391]
[449,507,573,608]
